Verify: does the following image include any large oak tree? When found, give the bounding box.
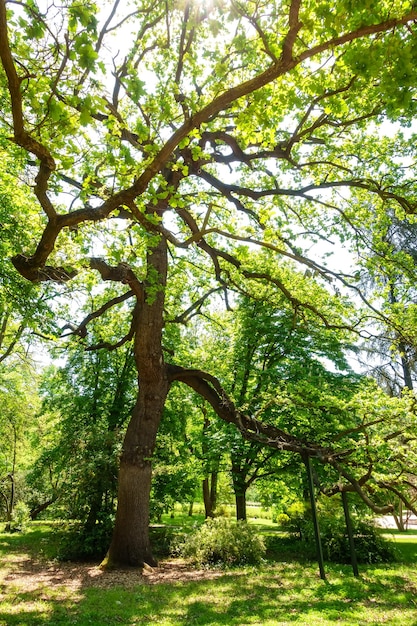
[1,0,417,566]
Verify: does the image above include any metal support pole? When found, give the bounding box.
[305,455,326,580]
[341,491,359,577]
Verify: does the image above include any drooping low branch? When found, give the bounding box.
[168,364,331,457]
[30,495,59,520]
[168,364,403,514]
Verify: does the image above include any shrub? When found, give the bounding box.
[281,503,396,564]
[56,515,114,561]
[320,517,396,564]
[8,502,31,533]
[178,517,266,566]
[276,502,309,539]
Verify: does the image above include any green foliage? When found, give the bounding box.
[150,387,202,521]
[273,501,307,532]
[150,463,197,522]
[3,0,417,568]
[0,362,41,523]
[0,143,57,361]
[27,344,136,530]
[323,518,396,565]
[7,501,30,533]
[280,501,396,564]
[55,515,114,561]
[178,517,266,567]
[228,289,361,447]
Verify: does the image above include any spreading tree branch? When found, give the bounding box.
[61,289,135,339]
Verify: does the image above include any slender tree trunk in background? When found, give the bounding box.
[85,485,105,532]
[5,426,17,531]
[4,473,14,531]
[399,341,413,391]
[389,286,413,391]
[201,407,219,518]
[393,500,406,531]
[203,471,218,518]
[103,237,169,568]
[231,466,248,521]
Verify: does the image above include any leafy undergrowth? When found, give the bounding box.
[1,522,417,625]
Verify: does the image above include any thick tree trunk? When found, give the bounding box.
[103,422,161,567]
[103,236,168,568]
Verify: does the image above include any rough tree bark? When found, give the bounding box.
[102,236,169,568]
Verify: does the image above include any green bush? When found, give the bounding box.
[178,517,266,566]
[56,515,114,561]
[281,503,396,564]
[7,502,31,533]
[320,518,396,564]
[275,502,308,538]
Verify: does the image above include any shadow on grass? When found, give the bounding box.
[1,562,417,626]
[2,524,417,626]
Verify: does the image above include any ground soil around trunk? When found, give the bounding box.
[0,552,225,599]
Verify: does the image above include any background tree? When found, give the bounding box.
[355,214,417,393]
[227,290,360,521]
[1,0,417,567]
[150,387,201,522]
[352,214,417,527]
[29,339,136,547]
[0,362,40,528]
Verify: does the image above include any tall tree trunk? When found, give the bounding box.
[4,473,14,531]
[103,236,168,568]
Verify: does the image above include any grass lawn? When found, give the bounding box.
[0,521,417,626]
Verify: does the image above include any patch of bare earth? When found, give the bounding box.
[0,553,226,599]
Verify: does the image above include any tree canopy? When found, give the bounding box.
[1,0,417,567]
